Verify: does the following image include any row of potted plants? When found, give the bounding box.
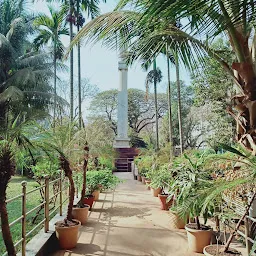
[55,145,121,249]
[135,147,253,255]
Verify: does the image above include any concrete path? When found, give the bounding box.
[51,173,246,256]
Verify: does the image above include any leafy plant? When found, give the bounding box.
[31,157,60,178]
[170,152,215,230]
[136,155,154,177]
[85,169,122,194]
[150,164,172,190]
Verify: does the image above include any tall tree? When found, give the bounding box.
[145,62,162,151]
[0,0,60,130]
[166,47,174,159]
[33,5,69,128]
[174,50,184,154]
[74,0,104,128]
[71,0,256,155]
[89,89,168,135]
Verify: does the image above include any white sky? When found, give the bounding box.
[29,0,191,94]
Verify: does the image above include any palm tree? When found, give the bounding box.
[0,2,63,130]
[0,117,42,256]
[33,5,69,128]
[173,49,184,154]
[145,61,162,151]
[74,0,101,129]
[166,46,174,159]
[70,0,256,153]
[0,143,16,255]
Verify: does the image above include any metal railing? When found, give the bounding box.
[1,173,69,256]
[220,201,256,255]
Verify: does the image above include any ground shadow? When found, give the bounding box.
[66,243,101,255]
[93,206,151,218]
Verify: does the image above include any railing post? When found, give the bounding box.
[21,181,27,256]
[44,176,50,232]
[59,172,63,216]
[76,175,79,198]
[245,216,252,254]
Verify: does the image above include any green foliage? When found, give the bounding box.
[150,164,172,190]
[89,88,168,135]
[77,169,122,195]
[31,157,60,179]
[169,151,215,226]
[98,157,114,170]
[191,39,235,107]
[129,132,148,148]
[135,155,154,176]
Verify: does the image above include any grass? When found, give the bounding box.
[0,175,69,255]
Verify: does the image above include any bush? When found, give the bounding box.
[86,169,122,194]
[148,164,172,190]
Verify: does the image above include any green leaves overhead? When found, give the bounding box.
[33,5,69,60]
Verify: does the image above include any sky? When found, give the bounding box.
[30,0,191,95]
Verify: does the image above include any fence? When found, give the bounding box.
[0,173,69,256]
[220,199,256,255]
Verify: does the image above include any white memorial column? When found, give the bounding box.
[114,52,130,148]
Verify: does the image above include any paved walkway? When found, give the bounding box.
[52,173,246,256]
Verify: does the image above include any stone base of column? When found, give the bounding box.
[113,138,130,148]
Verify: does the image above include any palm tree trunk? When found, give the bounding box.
[175,51,184,154]
[0,200,16,256]
[59,156,74,222]
[53,41,57,129]
[153,59,159,151]
[66,173,75,221]
[166,47,174,160]
[69,0,74,121]
[77,0,82,129]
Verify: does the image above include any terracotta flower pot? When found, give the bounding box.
[83,195,94,210]
[151,187,162,197]
[72,205,89,225]
[185,224,212,253]
[203,245,241,256]
[55,220,81,249]
[92,190,100,201]
[141,176,146,184]
[168,210,186,229]
[145,180,151,190]
[137,175,142,182]
[158,194,173,210]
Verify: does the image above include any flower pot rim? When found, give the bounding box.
[55,219,81,229]
[84,194,94,199]
[73,204,90,209]
[158,193,169,197]
[185,224,212,232]
[203,245,241,256]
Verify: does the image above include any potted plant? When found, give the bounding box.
[145,179,151,190]
[153,165,173,207]
[136,155,153,183]
[97,169,122,192]
[158,190,173,210]
[201,145,254,255]
[148,166,172,198]
[72,144,90,225]
[171,153,214,253]
[55,155,81,249]
[140,168,148,184]
[86,171,103,201]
